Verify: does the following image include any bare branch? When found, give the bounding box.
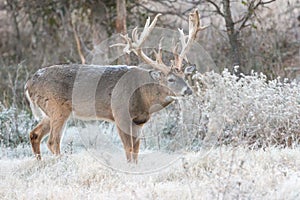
[72,25,86,64]
[238,0,276,31]
[205,0,225,17]
[260,0,276,5]
[133,1,192,21]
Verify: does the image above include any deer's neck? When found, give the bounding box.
[139,83,175,114]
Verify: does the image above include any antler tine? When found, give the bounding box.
[120,34,132,54]
[172,43,179,68]
[137,14,162,47]
[173,8,203,72]
[154,37,164,64]
[132,27,139,44]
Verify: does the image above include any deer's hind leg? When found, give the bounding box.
[30,117,50,160]
[47,113,70,156]
[45,100,71,156]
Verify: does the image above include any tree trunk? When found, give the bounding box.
[116,0,127,34]
[116,0,130,64]
[223,0,243,74]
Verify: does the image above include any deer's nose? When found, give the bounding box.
[184,87,193,96]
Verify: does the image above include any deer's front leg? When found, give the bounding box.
[116,125,140,163]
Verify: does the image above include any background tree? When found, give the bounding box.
[116,0,127,34]
[205,0,276,74]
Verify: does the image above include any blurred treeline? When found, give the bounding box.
[0,0,299,108]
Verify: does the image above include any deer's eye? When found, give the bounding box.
[168,78,175,82]
[174,68,180,73]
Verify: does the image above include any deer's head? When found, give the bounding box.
[148,65,195,97]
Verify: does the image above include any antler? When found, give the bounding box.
[173,9,206,72]
[112,14,171,74]
[112,9,206,74]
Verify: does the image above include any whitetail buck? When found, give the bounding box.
[25,9,204,163]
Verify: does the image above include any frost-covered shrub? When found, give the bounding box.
[0,103,34,147]
[143,69,300,150]
[193,69,300,148]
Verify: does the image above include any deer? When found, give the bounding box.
[25,9,205,163]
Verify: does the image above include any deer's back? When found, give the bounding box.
[26,64,131,120]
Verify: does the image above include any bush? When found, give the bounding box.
[190,69,300,148]
[0,103,34,147]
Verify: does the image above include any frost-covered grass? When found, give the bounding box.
[1,147,300,199]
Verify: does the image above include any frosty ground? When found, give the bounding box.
[1,144,300,199]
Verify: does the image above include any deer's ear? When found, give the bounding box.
[149,70,162,81]
[184,65,196,75]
